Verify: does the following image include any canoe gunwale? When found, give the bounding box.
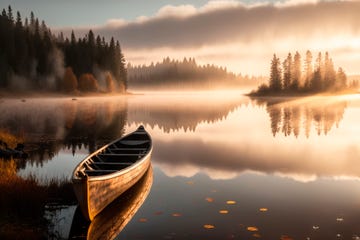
[72,127,152,182]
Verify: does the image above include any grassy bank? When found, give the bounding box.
[0,159,76,239]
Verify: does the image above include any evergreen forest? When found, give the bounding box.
[128,57,265,89]
[0,6,127,94]
[252,51,359,96]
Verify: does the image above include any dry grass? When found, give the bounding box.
[0,130,76,238]
[0,159,76,238]
[0,130,24,149]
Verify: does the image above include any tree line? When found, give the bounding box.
[128,57,265,89]
[252,51,359,95]
[0,6,127,93]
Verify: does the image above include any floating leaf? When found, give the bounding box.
[186,181,194,185]
[172,213,182,217]
[203,224,215,229]
[280,235,294,240]
[312,225,320,230]
[205,197,214,203]
[336,217,344,222]
[226,200,236,205]
[219,210,229,214]
[247,226,258,232]
[139,218,147,222]
[259,208,268,212]
[253,233,261,238]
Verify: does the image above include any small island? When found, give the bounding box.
[249,51,359,96]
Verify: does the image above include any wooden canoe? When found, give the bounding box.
[69,165,153,240]
[72,125,152,221]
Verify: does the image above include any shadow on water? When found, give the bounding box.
[69,165,153,240]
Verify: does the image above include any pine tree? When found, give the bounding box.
[311,52,323,91]
[304,50,313,90]
[311,69,322,92]
[7,5,13,24]
[116,40,127,91]
[336,67,347,90]
[323,52,336,90]
[15,11,22,28]
[269,54,282,92]
[291,51,301,90]
[282,53,292,91]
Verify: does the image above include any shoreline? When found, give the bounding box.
[0,90,137,99]
[246,89,360,98]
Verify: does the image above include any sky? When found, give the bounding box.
[1,0,360,76]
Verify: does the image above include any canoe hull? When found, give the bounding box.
[88,165,153,239]
[73,152,151,221]
[72,126,152,221]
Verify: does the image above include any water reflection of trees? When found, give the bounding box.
[0,95,248,167]
[0,98,127,168]
[128,95,249,133]
[253,97,347,137]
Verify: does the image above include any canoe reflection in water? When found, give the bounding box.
[69,165,153,240]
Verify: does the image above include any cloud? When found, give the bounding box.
[57,0,360,74]
[89,1,360,49]
[155,4,197,18]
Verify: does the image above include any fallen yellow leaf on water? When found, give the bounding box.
[259,208,268,212]
[172,213,182,217]
[247,226,259,232]
[186,181,194,185]
[205,197,214,202]
[203,224,215,229]
[253,233,261,238]
[226,200,236,205]
[219,210,229,214]
[280,235,294,240]
[139,218,147,222]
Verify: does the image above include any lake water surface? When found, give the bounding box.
[1,91,360,239]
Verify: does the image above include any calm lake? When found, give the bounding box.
[1,91,360,239]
